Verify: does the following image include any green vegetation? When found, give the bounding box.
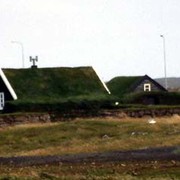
[0,117,179,157]
[106,76,141,97]
[3,67,107,102]
[4,94,114,113]
[123,91,180,105]
[0,117,179,179]
[107,76,180,105]
[3,69,180,113]
[3,67,114,113]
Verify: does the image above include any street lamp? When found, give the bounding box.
[160,35,168,89]
[11,41,25,68]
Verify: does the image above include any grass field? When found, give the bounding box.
[0,115,179,179]
[0,115,179,157]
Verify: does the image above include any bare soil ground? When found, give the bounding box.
[0,146,179,167]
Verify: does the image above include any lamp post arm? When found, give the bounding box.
[11,41,25,68]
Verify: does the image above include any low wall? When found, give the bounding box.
[0,113,51,127]
[111,108,180,118]
[0,108,180,127]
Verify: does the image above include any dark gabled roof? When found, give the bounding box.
[3,66,108,101]
[131,75,167,92]
[106,75,167,97]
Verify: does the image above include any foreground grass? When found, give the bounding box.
[0,116,179,157]
[0,116,179,179]
[0,161,179,179]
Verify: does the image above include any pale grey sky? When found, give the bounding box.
[0,0,180,80]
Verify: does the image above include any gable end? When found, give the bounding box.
[131,75,167,93]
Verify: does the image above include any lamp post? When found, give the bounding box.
[11,41,25,68]
[160,35,168,89]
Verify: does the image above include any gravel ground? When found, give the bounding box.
[0,146,179,167]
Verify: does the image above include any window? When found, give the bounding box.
[0,93,4,110]
[144,83,151,92]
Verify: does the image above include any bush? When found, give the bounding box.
[123,92,180,105]
[3,95,117,113]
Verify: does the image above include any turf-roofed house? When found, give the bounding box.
[0,66,111,110]
[107,75,167,104]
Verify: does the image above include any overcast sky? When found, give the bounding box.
[0,0,180,80]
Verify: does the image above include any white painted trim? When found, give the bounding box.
[0,69,17,100]
[92,67,111,94]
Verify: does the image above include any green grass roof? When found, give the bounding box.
[106,76,142,97]
[3,66,107,101]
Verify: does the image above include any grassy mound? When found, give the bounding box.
[3,67,107,102]
[106,76,141,97]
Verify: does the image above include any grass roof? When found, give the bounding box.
[3,66,107,102]
[106,76,142,97]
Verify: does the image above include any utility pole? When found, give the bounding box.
[160,35,168,89]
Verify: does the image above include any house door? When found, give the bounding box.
[0,93,5,110]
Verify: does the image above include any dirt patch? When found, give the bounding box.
[0,146,179,167]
